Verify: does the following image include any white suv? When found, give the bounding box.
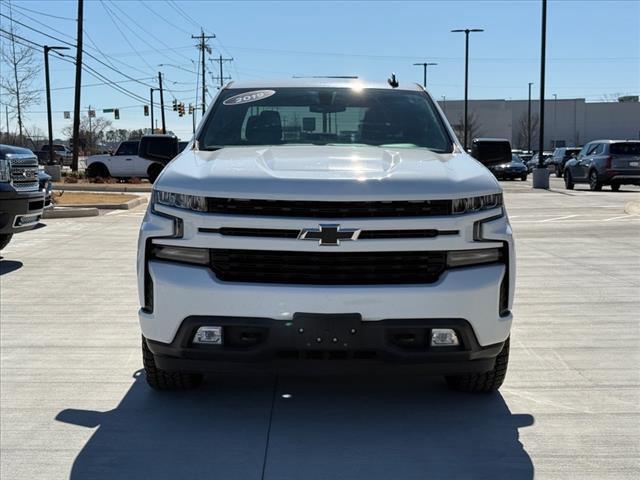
[137,79,515,392]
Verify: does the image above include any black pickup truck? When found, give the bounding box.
[0,145,47,250]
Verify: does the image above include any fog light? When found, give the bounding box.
[431,329,459,346]
[193,326,223,345]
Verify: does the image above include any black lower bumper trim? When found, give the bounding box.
[146,316,504,375]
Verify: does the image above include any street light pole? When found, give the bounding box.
[451,28,484,150]
[527,82,533,152]
[412,62,438,88]
[552,93,557,148]
[44,45,69,165]
[532,0,549,189]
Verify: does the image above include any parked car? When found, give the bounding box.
[488,154,528,181]
[36,143,72,166]
[136,79,516,393]
[85,137,176,182]
[550,147,581,177]
[525,152,552,172]
[0,145,46,250]
[564,140,640,191]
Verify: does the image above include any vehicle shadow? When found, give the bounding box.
[56,370,534,480]
[0,259,23,276]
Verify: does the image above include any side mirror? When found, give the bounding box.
[470,138,512,167]
[138,135,178,165]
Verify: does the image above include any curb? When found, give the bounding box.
[58,196,148,210]
[42,207,99,219]
[52,183,152,193]
[624,200,640,215]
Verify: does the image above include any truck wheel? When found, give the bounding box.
[445,337,509,393]
[147,164,163,184]
[142,336,203,390]
[86,163,109,179]
[0,233,13,251]
[564,170,574,190]
[589,170,602,191]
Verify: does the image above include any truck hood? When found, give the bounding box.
[155,145,501,200]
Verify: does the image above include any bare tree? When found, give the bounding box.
[452,111,482,145]
[516,112,539,150]
[62,116,112,154]
[0,7,42,145]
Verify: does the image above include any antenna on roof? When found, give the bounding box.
[387,73,399,88]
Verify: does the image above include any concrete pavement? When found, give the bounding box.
[1,178,639,479]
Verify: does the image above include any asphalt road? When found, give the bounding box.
[1,177,639,479]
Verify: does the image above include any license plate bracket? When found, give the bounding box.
[292,313,363,350]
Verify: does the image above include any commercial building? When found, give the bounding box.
[438,98,640,150]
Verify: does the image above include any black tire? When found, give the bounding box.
[147,164,163,184]
[142,336,203,390]
[86,162,109,179]
[446,337,510,393]
[0,233,13,251]
[520,174,527,181]
[611,183,620,192]
[564,170,574,190]
[589,170,602,191]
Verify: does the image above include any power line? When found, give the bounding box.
[192,30,215,114]
[139,0,191,35]
[165,0,200,28]
[0,1,76,21]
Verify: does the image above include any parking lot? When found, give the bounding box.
[1,178,639,480]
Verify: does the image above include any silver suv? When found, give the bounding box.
[564,140,640,191]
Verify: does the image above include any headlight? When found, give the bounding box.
[447,248,503,268]
[0,159,10,182]
[151,245,209,265]
[153,190,207,212]
[452,193,502,214]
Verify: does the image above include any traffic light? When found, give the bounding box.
[172,99,178,111]
[188,103,194,115]
[114,108,120,120]
[144,105,149,116]
[178,102,185,117]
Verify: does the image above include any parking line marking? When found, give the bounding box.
[603,215,637,222]
[539,215,579,222]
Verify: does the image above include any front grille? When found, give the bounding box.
[199,227,459,239]
[10,156,39,193]
[207,198,452,217]
[209,249,447,285]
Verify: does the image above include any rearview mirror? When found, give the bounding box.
[471,138,512,167]
[138,135,178,165]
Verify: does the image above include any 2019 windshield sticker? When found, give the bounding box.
[223,90,276,106]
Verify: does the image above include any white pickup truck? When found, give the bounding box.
[137,79,515,393]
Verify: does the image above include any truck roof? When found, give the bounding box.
[224,77,425,92]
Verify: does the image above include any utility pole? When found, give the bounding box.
[71,0,84,171]
[44,45,69,165]
[412,62,437,88]
[192,29,215,114]
[527,82,533,152]
[7,3,24,143]
[212,54,233,88]
[451,28,484,150]
[150,88,155,133]
[158,72,166,134]
[441,95,447,115]
[5,106,9,140]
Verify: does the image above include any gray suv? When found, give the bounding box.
[564,140,640,191]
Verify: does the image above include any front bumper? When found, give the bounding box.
[0,189,46,234]
[145,316,505,375]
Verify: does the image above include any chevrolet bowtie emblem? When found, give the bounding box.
[299,224,360,246]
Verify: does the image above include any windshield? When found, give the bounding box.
[198,87,453,152]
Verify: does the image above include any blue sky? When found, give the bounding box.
[1,0,638,139]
